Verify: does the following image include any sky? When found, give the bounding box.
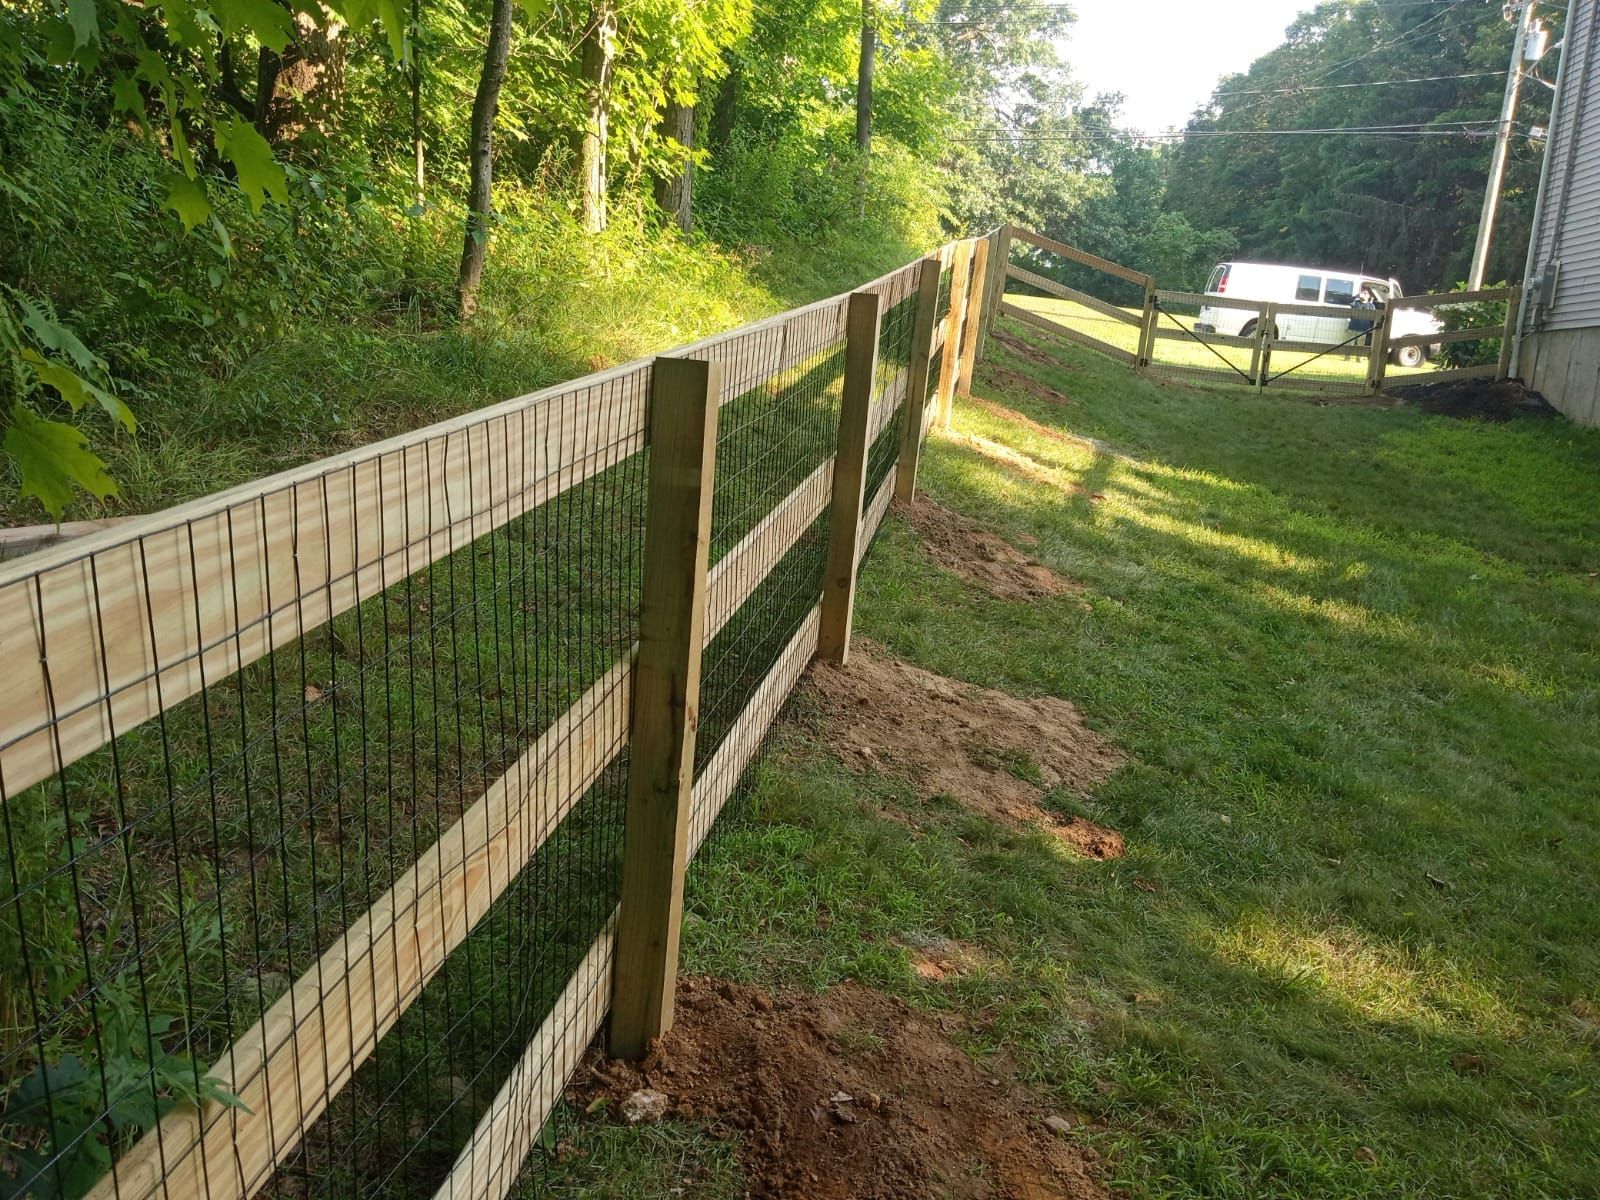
[1059,0,1319,132]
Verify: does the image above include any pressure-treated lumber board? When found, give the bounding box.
[1152,327,1259,350]
[895,256,944,503]
[85,653,633,1200]
[936,241,976,425]
[1154,289,1268,313]
[818,291,880,664]
[1386,327,1503,350]
[0,368,650,800]
[957,237,991,396]
[688,605,821,858]
[1008,227,1152,287]
[1387,363,1500,387]
[867,369,910,446]
[859,475,896,559]
[609,357,721,1059]
[0,517,134,561]
[1391,286,1518,310]
[1006,266,1142,326]
[976,226,1009,363]
[999,302,1137,365]
[1266,338,1372,356]
[432,913,617,1200]
[705,460,832,646]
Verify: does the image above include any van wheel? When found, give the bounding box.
[1390,344,1425,369]
[1239,321,1277,340]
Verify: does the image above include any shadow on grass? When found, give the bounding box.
[675,340,1600,1199]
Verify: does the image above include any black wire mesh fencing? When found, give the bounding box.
[0,238,983,1200]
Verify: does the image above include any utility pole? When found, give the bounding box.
[1469,0,1536,289]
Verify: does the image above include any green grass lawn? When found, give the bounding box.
[549,314,1600,1198]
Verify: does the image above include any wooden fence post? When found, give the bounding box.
[975,226,1011,364]
[895,256,943,503]
[1498,286,1522,380]
[1255,303,1277,392]
[819,290,882,664]
[1136,282,1158,370]
[609,355,720,1060]
[956,236,990,397]
[1366,310,1389,394]
[937,240,975,429]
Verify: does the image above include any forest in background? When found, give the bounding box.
[0,0,1554,520]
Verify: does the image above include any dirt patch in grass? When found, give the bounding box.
[578,975,1107,1199]
[901,935,992,983]
[1389,377,1558,422]
[897,496,1081,602]
[988,362,1074,406]
[807,641,1125,855]
[992,330,1073,374]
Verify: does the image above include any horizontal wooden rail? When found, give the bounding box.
[706,461,832,645]
[1388,363,1500,387]
[434,913,617,1200]
[1387,327,1501,350]
[1268,338,1372,357]
[87,656,633,1200]
[859,476,896,560]
[1152,327,1258,350]
[1005,266,1142,326]
[0,370,650,801]
[1008,226,1152,287]
[689,605,821,856]
[868,370,911,445]
[999,301,1137,366]
[1391,286,1517,310]
[1155,289,1267,314]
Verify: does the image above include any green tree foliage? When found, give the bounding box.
[1166,0,1558,290]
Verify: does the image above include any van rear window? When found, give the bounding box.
[1207,265,1229,294]
[1295,274,1321,302]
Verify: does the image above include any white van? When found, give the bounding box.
[1196,262,1442,367]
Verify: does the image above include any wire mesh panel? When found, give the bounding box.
[1144,290,1266,389]
[0,236,967,1200]
[0,368,650,1200]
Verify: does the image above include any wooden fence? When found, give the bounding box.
[990,225,1521,396]
[0,236,990,1200]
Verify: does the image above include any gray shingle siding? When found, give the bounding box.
[1530,0,1600,332]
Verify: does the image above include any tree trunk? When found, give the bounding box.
[708,67,739,152]
[457,0,514,318]
[580,0,617,234]
[856,0,874,156]
[257,10,347,143]
[653,100,694,234]
[412,0,424,209]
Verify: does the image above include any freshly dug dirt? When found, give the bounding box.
[807,641,1125,856]
[578,976,1107,1200]
[1390,377,1558,422]
[988,362,1074,406]
[897,496,1081,602]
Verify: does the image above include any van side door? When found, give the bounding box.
[1284,273,1323,341]
[1321,275,1359,345]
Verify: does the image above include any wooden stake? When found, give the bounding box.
[1498,286,1522,380]
[819,290,881,664]
[1366,309,1389,395]
[609,356,720,1059]
[895,256,943,503]
[956,236,990,397]
[1136,283,1158,370]
[937,240,974,428]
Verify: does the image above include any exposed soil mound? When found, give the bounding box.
[1390,377,1558,422]
[898,496,1081,602]
[989,362,1074,406]
[578,976,1107,1200]
[807,642,1125,856]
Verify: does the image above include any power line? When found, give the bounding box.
[1213,69,1505,97]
